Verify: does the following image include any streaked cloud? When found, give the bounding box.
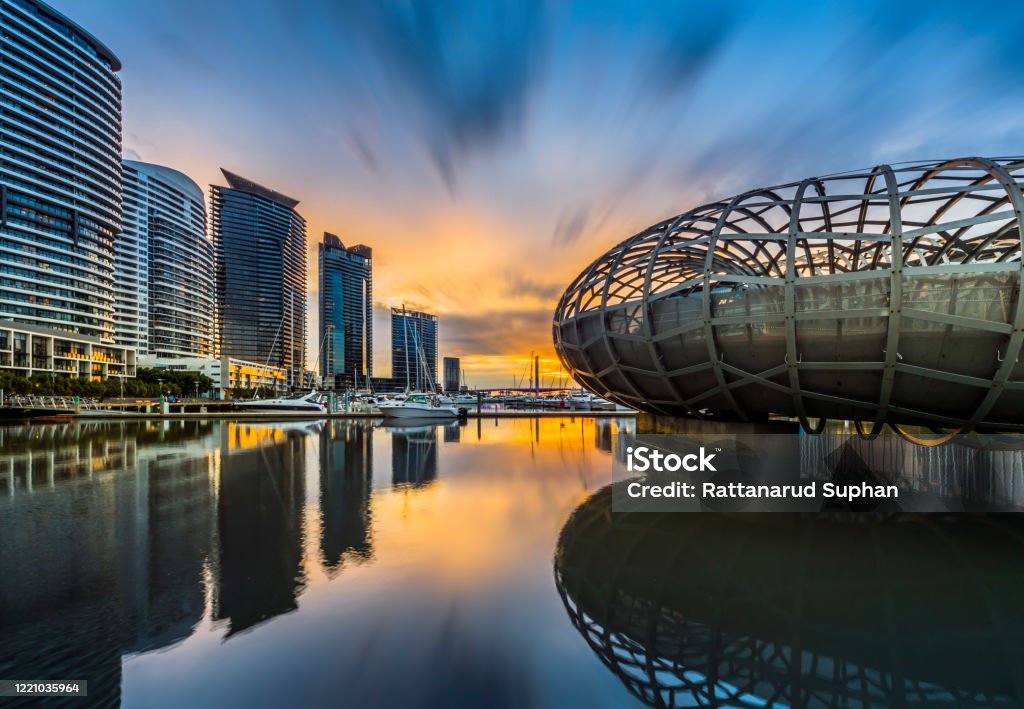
[51,0,1024,385]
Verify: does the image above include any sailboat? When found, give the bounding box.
[379,309,460,419]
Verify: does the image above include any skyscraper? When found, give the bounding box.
[117,161,214,358]
[391,307,437,391]
[443,357,461,392]
[0,0,134,379]
[211,170,307,389]
[318,233,372,388]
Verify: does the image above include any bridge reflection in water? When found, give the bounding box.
[629,418,1024,511]
[555,486,1024,708]
[800,426,1024,510]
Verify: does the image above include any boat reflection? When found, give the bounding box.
[383,419,448,489]
[555,485,1024,708]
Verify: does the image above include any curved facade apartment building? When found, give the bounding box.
[0,0,134,378]
[118,160,215,358]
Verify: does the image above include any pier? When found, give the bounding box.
[0,394,635,421]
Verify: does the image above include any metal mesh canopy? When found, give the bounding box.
[553,157,1024,432]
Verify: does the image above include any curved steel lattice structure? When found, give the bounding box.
[553,157,1024,432]
[554,485,1024,708]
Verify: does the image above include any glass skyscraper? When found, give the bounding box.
[391,307,437,391]
[211,169,307,389]
[443,356,461,392]
[0,0,121,338]
[0,0,134,379]
[318,233,372,389]
[118,160,214,358]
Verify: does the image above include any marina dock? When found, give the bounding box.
[0,395,635,421]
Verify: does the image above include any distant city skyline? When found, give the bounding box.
[44,0,1024,386]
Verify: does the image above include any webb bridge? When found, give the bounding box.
[553,157,1024,433]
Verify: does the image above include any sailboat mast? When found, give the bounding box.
[311,323,330,390]
[290,288,295,390]
[403,304,410,391]
[534,354,539,399]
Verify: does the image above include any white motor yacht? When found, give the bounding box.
[378,393,461,419]
[236,390,327,413]
[590,398,617,411]
[566,391,617,409]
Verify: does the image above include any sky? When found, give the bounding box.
[52,0,1024,387]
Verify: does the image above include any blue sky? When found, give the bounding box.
[53,0,1024,385]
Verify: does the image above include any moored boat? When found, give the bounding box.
[236,390,327,413]
[378,394,461,419]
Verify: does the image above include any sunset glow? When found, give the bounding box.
[46,0,1024,387]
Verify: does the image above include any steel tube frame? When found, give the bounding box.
[554,156,1024,431]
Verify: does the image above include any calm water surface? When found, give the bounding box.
[3,417,1024,708]
[0,417,638,708]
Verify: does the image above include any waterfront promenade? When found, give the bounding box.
[0,397,634,421]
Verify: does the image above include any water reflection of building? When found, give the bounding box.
[442,420,462,443]
[213,424,308,636]
[319,421,373,575]
[0,423,136,493]
[389,423,439,488]
[122,437,217,655]
[593,419,613,452]
[555,485,1024,708]
[0,422,217,707]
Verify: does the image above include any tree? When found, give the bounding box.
[0,370,32,396]
[229,386,276,400]
[0,367,218,400]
